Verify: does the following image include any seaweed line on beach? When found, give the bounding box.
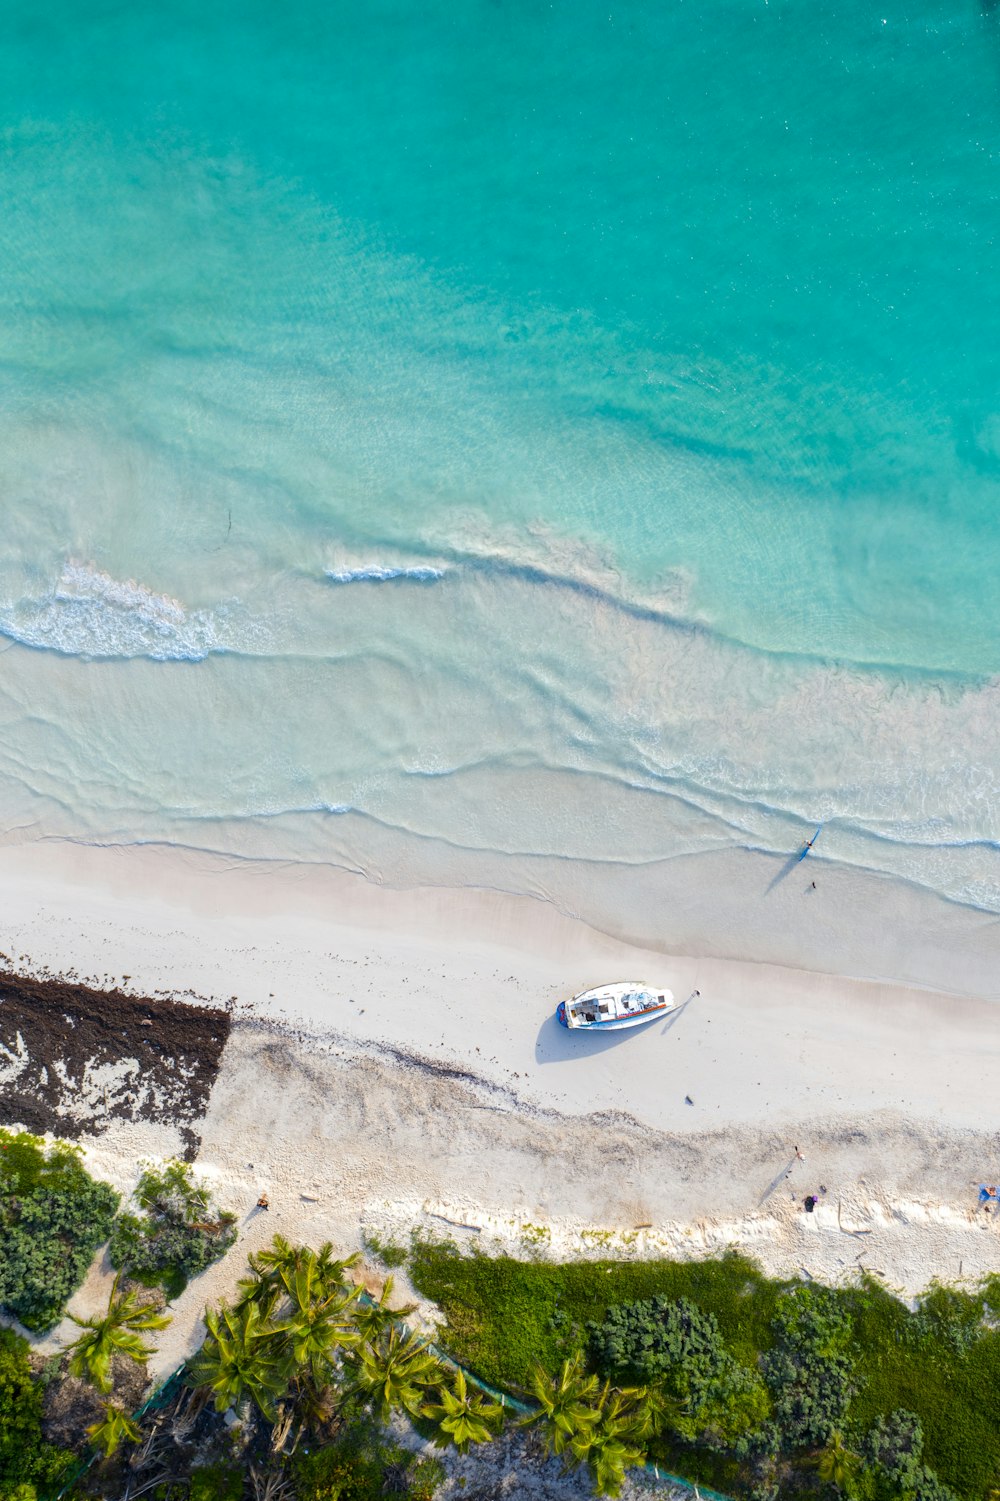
[0,967,231,1157]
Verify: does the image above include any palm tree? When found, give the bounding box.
[347,1325,443,1424]
[235,1235,299,1315]
[67,1275,171,1393]
[236,1238,360,1317]
[523,1354,603,1458]
[232,1240,366,1454]
[627,1383,685,1442]
[565,1383,647,1500]
[597,1384,653,1438]
[423,1368,504,1454]
[351,1277,415,1344]
[86,1401,142,1458]
[246,1233,297,1276]
[268,1256,361,1387]
[312,1241,361,1294]
[581,1426,645,1500]
[817,1432,863,1496]
[187,1301,289,1422]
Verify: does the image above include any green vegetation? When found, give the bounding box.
[188,1465,243,1501]
[522,1356,653,1497]
[0,1330,76,1497]
[408,1241,780,1389]
[410,1243,1000,1499]
[6,1220,1000,1501]
[348,1324,441,1424]
[362,1232,408,1270]
[292,1437,445,1501]
[108,1159,237,1299]
[422,1367,503,1453]
[84,1401,141,1459]
[0,1129,119,1332]
[66,1273,171,1393]
[0,1235,452,1500]
[185,1234,497,1480]
[591,1294,769,1447]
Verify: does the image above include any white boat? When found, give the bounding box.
[556,981,674,1031]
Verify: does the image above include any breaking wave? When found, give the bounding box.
[324,563,448,584]
[0,563,259,662]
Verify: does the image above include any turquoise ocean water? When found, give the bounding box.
[2,1,1000,946]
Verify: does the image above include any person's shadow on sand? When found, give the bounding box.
[758,1157,800,1206]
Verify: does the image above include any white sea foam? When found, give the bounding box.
[2,537,1000,974]
[0,562,258,661]
[324,563,447,584]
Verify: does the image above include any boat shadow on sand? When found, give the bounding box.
[533,995,695,1065]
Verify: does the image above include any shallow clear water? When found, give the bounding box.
[2,0,1000,940]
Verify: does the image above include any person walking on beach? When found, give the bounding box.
[257,1193,269,1211]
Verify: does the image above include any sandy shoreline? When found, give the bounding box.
[3,840,1000,1131]
[3,837,1000,1382]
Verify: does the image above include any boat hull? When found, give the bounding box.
[556,982,674,1031]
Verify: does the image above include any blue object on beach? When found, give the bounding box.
[796,826,823,863]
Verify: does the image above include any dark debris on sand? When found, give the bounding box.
[0,970,231,1158]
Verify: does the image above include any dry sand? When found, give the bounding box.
[2,838,1000,1387]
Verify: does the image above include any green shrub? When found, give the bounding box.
[292,1442,383,1501]
[590,1294,769,1446]
[0,1330,76,1490]
[109,1160,236,1298]
[362,1234,407,1270]
[411,1245,1000,1499]
[864,1411,959,1501]
[908,1285,984,1357]
[0,1129,119,1331]
[406,1456,446,1500]
[591,1294,722,1384]
[763,1284,854,1451]
[409,1243,778,1391]
[189,1464,243,1501]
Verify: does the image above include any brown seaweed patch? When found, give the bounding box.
[0,970,231,1158]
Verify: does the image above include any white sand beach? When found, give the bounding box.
[3,838,1000,1381]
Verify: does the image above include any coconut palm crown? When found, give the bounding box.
[347,1325,443,1425]
[187,1301,289,1423]
[424,1368,504,1453]
[565,1382,647,1500]
[86,1401,142,1458]
[352,1276,416,1344]
[67,1275,171,1393]
[267,1255,361,1384]
[524,1353,603,1457]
